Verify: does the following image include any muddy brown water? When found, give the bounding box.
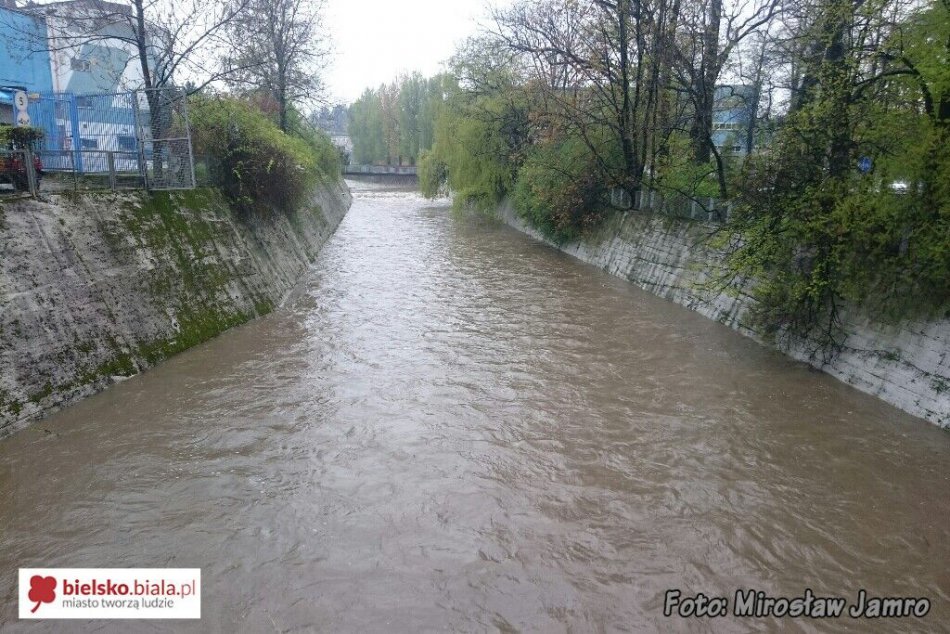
[1,182,948,633]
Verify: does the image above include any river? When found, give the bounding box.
[1,182,948,632]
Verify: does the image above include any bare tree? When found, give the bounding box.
[730,30,778,157]
[671,0,781,195]
[489,0,680,198]
[223,0,329,131]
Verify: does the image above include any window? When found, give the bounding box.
[80,138,98,149]
[70,58,91,72]
[117,135,136,152]
[76,96,94,109]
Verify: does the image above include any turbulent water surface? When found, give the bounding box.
[1,182,948,632]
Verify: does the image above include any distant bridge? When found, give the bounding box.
[343,165,417,177]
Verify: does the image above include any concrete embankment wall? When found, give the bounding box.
[499,201,950,428]
[0,182,351,436]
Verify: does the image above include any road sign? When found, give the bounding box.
[857,156,873,173]
[14,90,28,112]
[16,111,31,126]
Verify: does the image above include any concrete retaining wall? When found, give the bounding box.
[499,201,950,428]
[0,182,351,435]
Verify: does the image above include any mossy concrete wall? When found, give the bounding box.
[0,182,350,436]
[499,201,950,428]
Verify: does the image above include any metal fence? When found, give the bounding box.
[2,86,195,197]
[135,88,195,190]
[36,150,145,192]
[611,187,733,223]
[343,164,418,175]
[0,148,40,195]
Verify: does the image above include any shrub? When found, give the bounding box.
[189,96,338,214]
[512,135,608,243]
[0,125,44,148]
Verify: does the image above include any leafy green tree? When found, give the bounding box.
[349,88,386,164]
[422,89,526,209]
[727,0,950,348]
[348,73,453,166]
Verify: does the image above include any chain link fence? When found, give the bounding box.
[1,87,194,197]
[136,88,195,190]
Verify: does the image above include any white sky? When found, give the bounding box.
[322,0,507,105]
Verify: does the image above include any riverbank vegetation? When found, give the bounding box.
[409,0,949,344]
[178,0,338,215]
[32,0,339,213]
[190,96,340,215]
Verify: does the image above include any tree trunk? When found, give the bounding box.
[744,41,766,156]
[617,0,638,194]
[278,82,288,132]
[653,0,681,173]
[691,0,721,164]
[822,0,852,179]
[133,0,168,186]
[133,0,153,92]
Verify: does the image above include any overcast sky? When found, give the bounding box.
[322,0,507,105]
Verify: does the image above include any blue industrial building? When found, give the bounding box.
[711,85,756,156]
[0,5,54,124]
[1,3,144,172]
[0,2,191,185]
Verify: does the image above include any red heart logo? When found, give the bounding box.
[28,575,56,613]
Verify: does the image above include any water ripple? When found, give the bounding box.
[1,181,948,632]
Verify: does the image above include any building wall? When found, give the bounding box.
[0,6,54,123]
[711,85,755,155]
[43,9,146,94]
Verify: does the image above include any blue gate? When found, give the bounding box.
[27,91,140,174]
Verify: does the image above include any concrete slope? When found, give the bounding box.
[0,182,351,435]
[499,201,949,428]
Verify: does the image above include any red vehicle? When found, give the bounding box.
[0,151,43,191]
[1,124,44,192]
